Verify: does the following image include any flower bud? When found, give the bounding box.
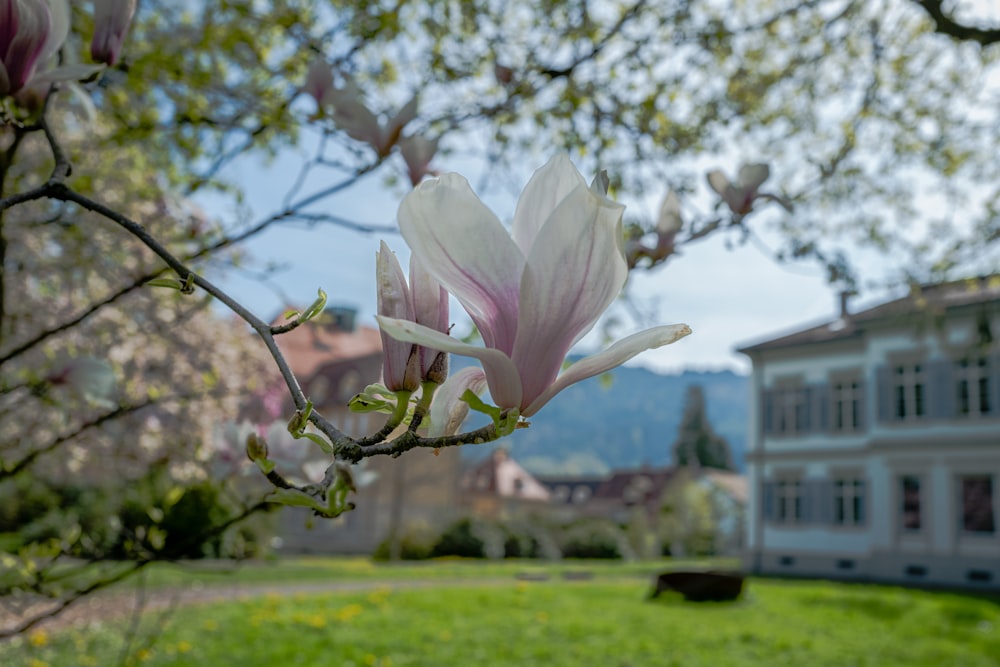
[90,0,136,66]
[376,242,421,392]
[245,432,269,463]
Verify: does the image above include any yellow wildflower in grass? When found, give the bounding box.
[202,619,218,631]
[136,648,153,662]
[536,611,549,623]
[78,656,98,666]
[28,629,48,647]
[177,641,193,654]
[28,659,49,667]
[334,603,364,622]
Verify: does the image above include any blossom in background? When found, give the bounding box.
[303,60,417,156]
[706,163,770,215]
[46,356,117,407]
[626,189,683,268]
[90,0,136,66]
[399,135,439,187]
[378,154,690,419]
[376,241,449,392]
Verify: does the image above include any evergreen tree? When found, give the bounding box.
[671,386,733,471]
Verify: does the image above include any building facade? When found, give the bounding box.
[740,278,1000,589]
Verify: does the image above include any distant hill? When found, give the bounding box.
[453,357,749,475]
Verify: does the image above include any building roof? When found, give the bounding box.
[274,308,383,378]
[738,276,1000,354]
[461,449,551,501]
[592,467,678,506]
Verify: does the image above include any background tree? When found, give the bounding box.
[671,385,734,471]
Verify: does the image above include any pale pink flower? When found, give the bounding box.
[707,163,770,215]
[378,154,690,418]
[90,0,136,66]
[399,135,439,187]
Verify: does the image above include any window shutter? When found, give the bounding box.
[875,365,892,423]
[927,360,955,420]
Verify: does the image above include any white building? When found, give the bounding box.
[739,278,1000,590]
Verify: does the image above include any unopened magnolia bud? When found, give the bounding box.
[246,433,269,462]
[425,351,448,385]
[91,0,137,66]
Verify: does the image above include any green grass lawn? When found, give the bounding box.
[4,570,999,666]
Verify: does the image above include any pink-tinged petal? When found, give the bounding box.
[0,61,10,96]
[410,254,449,380]
[399,135,438,186]
[737,163,769,191]
[398,173,523,355]
[90,0,135,65]
[523,324,691,416]
[3,0,50,93]
[376,242,419,391]
[0,0,18,58]
[428,366,488,437]
[376,316,523,410]
[328,81,383,148]
[381,95,417,153]
[303,58,334,108]
[512,184,627,407]
[511,153,587,254]
[40,0,69,64]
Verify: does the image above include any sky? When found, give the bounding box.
[203,142,850,377]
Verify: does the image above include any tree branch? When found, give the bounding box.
[910,0,1000,45]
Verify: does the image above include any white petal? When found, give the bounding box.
[512,184,627,406]
[377,316,523,410]
[40,0,70,64]
[522,324,691,417]
[31,63,104,85]
[376,242,418,391]
[706,169,730,197]
[429,366,488,437]
[511,153,587,254]
[656,190,682,233]
[398,173,524,355]
[737,163,770,191]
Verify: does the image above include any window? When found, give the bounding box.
[956,357,991,417]
[831,378,862,432]
[900,475,922,532]
[774,386,809,435]
[833,478,865,526]
[893,363,926,420]
[776,479,803,523]
[960,475,996,534]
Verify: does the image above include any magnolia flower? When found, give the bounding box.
[706,164,770,215]
[303,57,334,110]
[90,0,136,66]
[377,241,448,391]
[399,135,439,187]
[46,356,117,407]
[378,154,690,418]
[626,190,683,268]
[304,64,417,156]
[0,0,102,103]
